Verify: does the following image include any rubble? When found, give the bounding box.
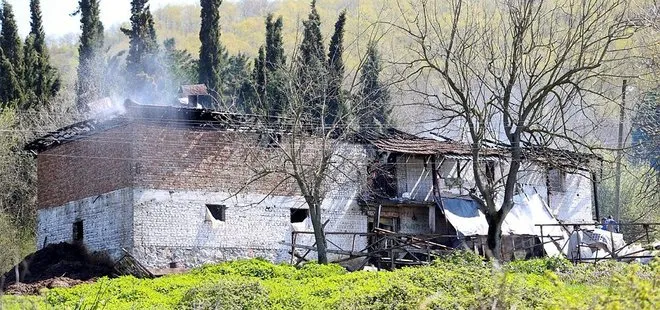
[1,242,115,295]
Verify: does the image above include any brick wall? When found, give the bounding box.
[38,120,368,208]
[37,126,133,209]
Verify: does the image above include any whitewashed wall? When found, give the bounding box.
[394,156,595,225]
[130,189,368,268]
[36,188,134,260]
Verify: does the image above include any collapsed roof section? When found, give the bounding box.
[364,128,601,169]
[362,128,502,157]
[25,100,287,153]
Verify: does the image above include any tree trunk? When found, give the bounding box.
[485,213,504,262]
[308,201,328,264]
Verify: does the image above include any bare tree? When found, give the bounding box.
[235,67,377,264]
[391,0,636,260]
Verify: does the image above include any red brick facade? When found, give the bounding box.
[130,122,300,195]
[37,121,308,209]
[37,126,133,209]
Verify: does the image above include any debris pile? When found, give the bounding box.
[1,242,115,295]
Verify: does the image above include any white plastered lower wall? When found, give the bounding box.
[130,188,368,268]
[36,188,134,260]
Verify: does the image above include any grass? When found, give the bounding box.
[1,253,658,310]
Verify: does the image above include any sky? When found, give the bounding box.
[8,0,199,38]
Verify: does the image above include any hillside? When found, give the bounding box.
[48,0,403,89]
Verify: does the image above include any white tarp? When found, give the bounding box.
[566,228,625,260]
[442,198,489,236]
[442,194,568,256]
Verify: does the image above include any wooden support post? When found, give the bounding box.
[375,204,382,230]
[575,225,581,263]
[290,232,297,265]
[429,205,436,233]
[610,229,617,260]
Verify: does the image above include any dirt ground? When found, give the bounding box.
[1,242,115,295]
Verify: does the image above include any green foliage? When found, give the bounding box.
[178,277,270,310]
[75,0,104,111]
[297,0,329,123]
[121,0,160,103]
[22,0,60,109]
[506,256,572,274]
[161,38,197,98]
[0,211,35,273]
[358,42,391,132]
[0,1,25,108]
[598,157,660,241]
[199,0,224,100]
[326,10,347,126]
[5,256,658,309]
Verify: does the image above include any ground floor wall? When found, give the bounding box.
[36,187,369,269]
[36,188,134,260]
[129,189,369,269]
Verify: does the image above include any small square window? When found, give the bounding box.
[206,204,226,221]
[290,208,308,223]
[73,220,83,242]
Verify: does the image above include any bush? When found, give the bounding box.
[506,256,572,274]
[178,277,270,310]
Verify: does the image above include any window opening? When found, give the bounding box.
[206,204,226,221]
[73,220,83,242]
[290,208,308,223]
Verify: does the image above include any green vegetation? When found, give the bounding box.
[357,42,390,132]
[121,0,160,102]
[198,0,224,101]
[2,255,658,309]
[75,0,104,111]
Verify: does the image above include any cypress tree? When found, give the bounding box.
[199,0,223,103]
[0,48,23,107]
[1,1,22,70]
[252,46,266,110]
[263,14,286,117]
[299,1,324,67]
[23,0,60,108]
[358,43,390,132]
[75,0,104,111]
[326,10,346,126]
[122,0,159,101]
[265,14,285,71]
[223,53,251,111]
[0,1,24,107]
[297,0,327,123]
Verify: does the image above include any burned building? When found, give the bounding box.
[27,102,603,269]
[27,101,369,269]
[356,129,601,261]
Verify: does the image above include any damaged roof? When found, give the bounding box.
[179,84,209,96]
[364,129,600,167]
[25,100,283,153]
[364,129,502,157]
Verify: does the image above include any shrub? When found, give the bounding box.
[178,277,270,310]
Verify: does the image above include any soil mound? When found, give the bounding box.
[1,242,114,293]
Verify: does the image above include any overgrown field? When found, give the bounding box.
[1,253,658,309]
